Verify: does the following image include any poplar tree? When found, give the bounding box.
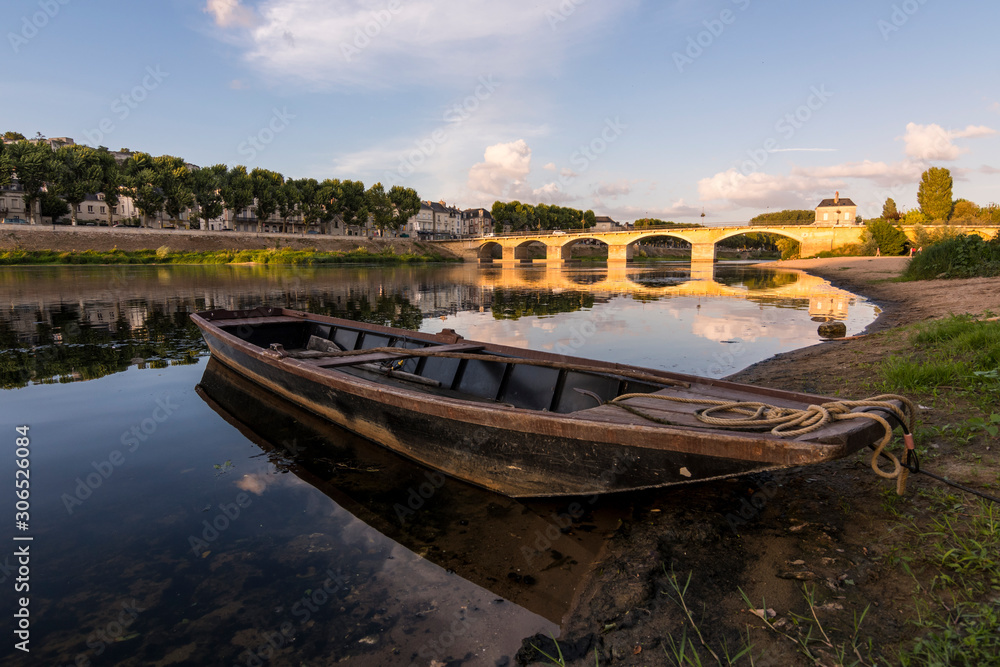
[917,167,954,222]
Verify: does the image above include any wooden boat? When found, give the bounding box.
[191,306,904,498]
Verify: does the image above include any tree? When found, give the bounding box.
[583,210,596,230]
[917,167,954,221]
[220,166,253,229]
[0,141,12,189]
[325,179,368,234]
[51,145,101,226]
[123,153,164,227]
[365,183,394,234]
[388,185,420,230]
[40,192,70,221]
[749,209,815,225]
[190,164,226,230]
[862,219,908,256]
[3,131,26,141]
[633,218,702,229]
[94,149,123,227]
[154,155,194,223]
[251,168,283,232]
[276,180,301,233]
[292,178,326,233]
[6,141,53,224]
[881,198,900,221]
[950,199,979,222]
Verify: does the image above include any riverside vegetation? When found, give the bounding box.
[0,245,457,266]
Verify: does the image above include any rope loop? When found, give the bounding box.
[610,393,918,494]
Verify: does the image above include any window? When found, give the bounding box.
[112,206,117,214]
[100,206,105,214]
[76,205,81,212]
[823,213,829,220]
[845,212,851,220]
[87,205,93,213]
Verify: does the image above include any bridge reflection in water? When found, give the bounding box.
[475,262,855,322]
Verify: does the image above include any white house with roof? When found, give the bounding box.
[814,192,858,225]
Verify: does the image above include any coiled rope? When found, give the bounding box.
[610,393,918,495]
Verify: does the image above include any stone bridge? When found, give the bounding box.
[437,224,1000,264]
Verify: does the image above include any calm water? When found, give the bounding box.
[0,263,877,666]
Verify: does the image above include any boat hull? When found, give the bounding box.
[192,308,886,497]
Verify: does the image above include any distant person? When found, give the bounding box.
[875,247,881,257]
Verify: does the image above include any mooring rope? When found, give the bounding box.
[610,393,918,495]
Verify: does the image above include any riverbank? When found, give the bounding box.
[535,257,1000,666]
[0,225,460,262]
[0,246,458,266]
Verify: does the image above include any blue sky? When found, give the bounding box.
[5,0,999,223]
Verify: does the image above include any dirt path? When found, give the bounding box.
[524,258,1000,666]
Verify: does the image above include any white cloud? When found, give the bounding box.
[204,0,257,28]
[542,162,556,171]
[594,181,632,199]
[796,159,926,187]
[211,0,635,88]
[533,182,576,204]
[700,156,930,209]
[901,122,996,161]
[697,169,833,208]
[467,140,533,198]
[770,148,837,153]
[600,200,701,223]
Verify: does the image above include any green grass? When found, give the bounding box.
[874,316,1000,411]
[0,246,457,266]
[900,599,1000,667]
[895,493,1000,666]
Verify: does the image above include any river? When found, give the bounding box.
[0,262,877,666]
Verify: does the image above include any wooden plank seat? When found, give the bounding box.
[289,336,486,368]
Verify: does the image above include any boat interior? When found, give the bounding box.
[217,316,665,414]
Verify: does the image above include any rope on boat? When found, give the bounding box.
[610,393,918,495]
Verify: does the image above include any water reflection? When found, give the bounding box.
[197,358,623,627]
[0,262,874,387]
[0,262,879,665]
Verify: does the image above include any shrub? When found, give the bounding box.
[861,218,908,256]
[902,232,1000,280]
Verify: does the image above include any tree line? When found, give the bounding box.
[489,201,596,233]
[0,135,420,233]
[880,167,1000,226]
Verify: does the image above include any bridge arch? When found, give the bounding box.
[476,241,503,261]
[714,227,805,246]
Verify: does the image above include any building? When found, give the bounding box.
[814,192,857,225]
[592,215,622,232]
[406,200,463,239]
[462,207,493,237]
[0,183,28,222]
